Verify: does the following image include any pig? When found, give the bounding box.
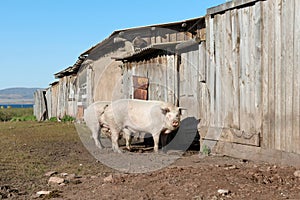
[84,101,111,149]
[99,99,182,153]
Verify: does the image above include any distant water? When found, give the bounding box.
[0,104,33,108]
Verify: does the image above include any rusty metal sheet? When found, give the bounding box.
[134,89,148,100]
[133,76,149,90]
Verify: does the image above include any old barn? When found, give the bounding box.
[35,0,300,166]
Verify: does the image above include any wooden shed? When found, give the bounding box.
[34,0,300,165]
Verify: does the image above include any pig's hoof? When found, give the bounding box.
[96,144,105,149]
[113,148,124,153]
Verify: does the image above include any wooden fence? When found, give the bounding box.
[204,0,300,155]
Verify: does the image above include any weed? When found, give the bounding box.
[61,115,75,122]
[202,145,211,156]
[49,117,58,122]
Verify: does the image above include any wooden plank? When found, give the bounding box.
[167,55,175,104]
[222,10,236,128]
[267,0,276,150]
[207,0,261,16]
[218,12,226,128]
[189,49,200,118]
[215,142,300,168]
[199,42,206,82]
[231,8,241,130]
[274,0,282,151]
[248,5,255,136]
[239,6,252,134]
[293,0,300,154]
[214,14,222,127]
[185,51,192,96]
[203,127,260,146]
[282,0,295,153]
[253,2,262,137]
[199,82,209,126]
[179,52,187,99]
[193,49,199,97]
[206,15,216,128]
[125,64,131,99]
[162,56,168,102]
[170,33,177,43]
[174,54,179,106]
[261,0,270,148]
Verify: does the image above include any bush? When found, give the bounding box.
[0,108,34,121]
[61,115,75,122]
[49,117,58,122]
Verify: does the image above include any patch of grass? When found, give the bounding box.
[49,117,58,122]
[61,115,75,122]
[202,145,211,156]
[11,115,36,122]
[0,108,34,121]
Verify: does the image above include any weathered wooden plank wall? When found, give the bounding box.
[50,83,59,119]
[122,55,177,104]
[45,88,52,119]
[259,0,300,153]
[206,0,300,154]
[179,43,206,119]
[33,90,47,121]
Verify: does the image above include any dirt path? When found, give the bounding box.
[0,122,299,200]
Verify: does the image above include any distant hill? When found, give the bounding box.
[0,87,42,104]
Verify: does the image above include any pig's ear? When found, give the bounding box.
[161,107,170,115]
[178,107,186,115]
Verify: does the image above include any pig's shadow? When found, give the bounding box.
[143,117,200,151]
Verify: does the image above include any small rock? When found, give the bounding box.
[224,165,238,170]
[48,177,65,185]
[193,195,204,200]
[70,179,82,185]
[211,195,218,200]
[60,173,68,177]
[240,159,248,163]
[294,170,300,178]
[44,171,57,177]
[103,175,113,183]
[36,191,51,196]
[91,176,97,179]
[218,189,230,196]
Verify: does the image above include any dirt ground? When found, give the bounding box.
[0,122,299,200]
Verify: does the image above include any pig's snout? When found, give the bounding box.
[172,120,180,127]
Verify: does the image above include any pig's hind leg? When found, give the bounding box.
[110,127,123,153]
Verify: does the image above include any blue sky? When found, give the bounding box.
[0,0,226,90]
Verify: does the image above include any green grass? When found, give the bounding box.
[0,108,35,121]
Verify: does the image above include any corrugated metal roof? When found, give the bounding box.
[109,16,205,37]
[49,81,59,86]
[80,16,205,57]
[113,41,181,62]
[56,16,205,78]
[54,55,87,79]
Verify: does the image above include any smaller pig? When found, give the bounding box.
[84,101,111,149]
[100,99,183,153]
